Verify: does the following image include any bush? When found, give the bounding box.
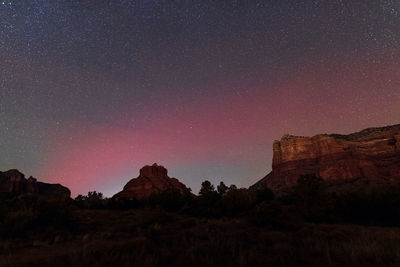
[149,188,192,212]
[74,191,107,209]
[0,195,75,238]
[335,187,400,226]
[290,174,335,222]
[219,188,257,216]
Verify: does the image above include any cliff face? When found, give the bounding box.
[113,163,189,199]
[0,169,71,198]
[252,124,400,192]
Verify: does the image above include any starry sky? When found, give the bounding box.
[1,0,399,197]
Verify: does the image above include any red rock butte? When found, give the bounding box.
[0,169,71,198]
[113,163,189,199]
[251,124,400,193]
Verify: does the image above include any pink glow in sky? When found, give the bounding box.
[2,2,400,199]
[40,57,400,197]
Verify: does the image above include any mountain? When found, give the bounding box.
[0,169,71,198]
[113,163,190,199]
[251,124,400,193]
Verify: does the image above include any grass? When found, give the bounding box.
[2,209,400,266]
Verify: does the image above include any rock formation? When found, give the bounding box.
[0,169,71,198]
[251,124,400,193]
[113,163,189,199]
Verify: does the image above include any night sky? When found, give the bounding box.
[1,0,399,196]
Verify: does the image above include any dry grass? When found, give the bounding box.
[2,209,400,266]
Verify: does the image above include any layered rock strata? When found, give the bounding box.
[251,124,400,192]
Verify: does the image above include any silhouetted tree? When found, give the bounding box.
[293,174,334,221]
[74,191,105,209]
[195,180,220,215]
[217,181,228,195]
[199,180,216,196]
[228,184,237,192]
[220,188,256,216]
[75,194,85,202]
[87,191,103,200]
[334,187,400,226]
[255,187,274,203]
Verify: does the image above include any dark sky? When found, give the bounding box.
[1,0,399,196]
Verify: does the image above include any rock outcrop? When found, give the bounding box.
[113,163,189,199]
[0,169,71,198]
[251,124,400,193]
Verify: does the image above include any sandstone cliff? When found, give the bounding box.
[113,163,189,199]
[251,124,400,192]
[0,169,71,198]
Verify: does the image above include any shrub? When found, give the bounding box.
[291,174,335,222]
[335,187,400,226]
[149,188,192,212]
[74,191,107,209]
[0,195,75,238]
[219,188,257,216]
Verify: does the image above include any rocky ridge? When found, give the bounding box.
[0,169,71,198]
[251,124,400,192]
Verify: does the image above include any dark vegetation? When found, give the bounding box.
[3,175,400,266]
